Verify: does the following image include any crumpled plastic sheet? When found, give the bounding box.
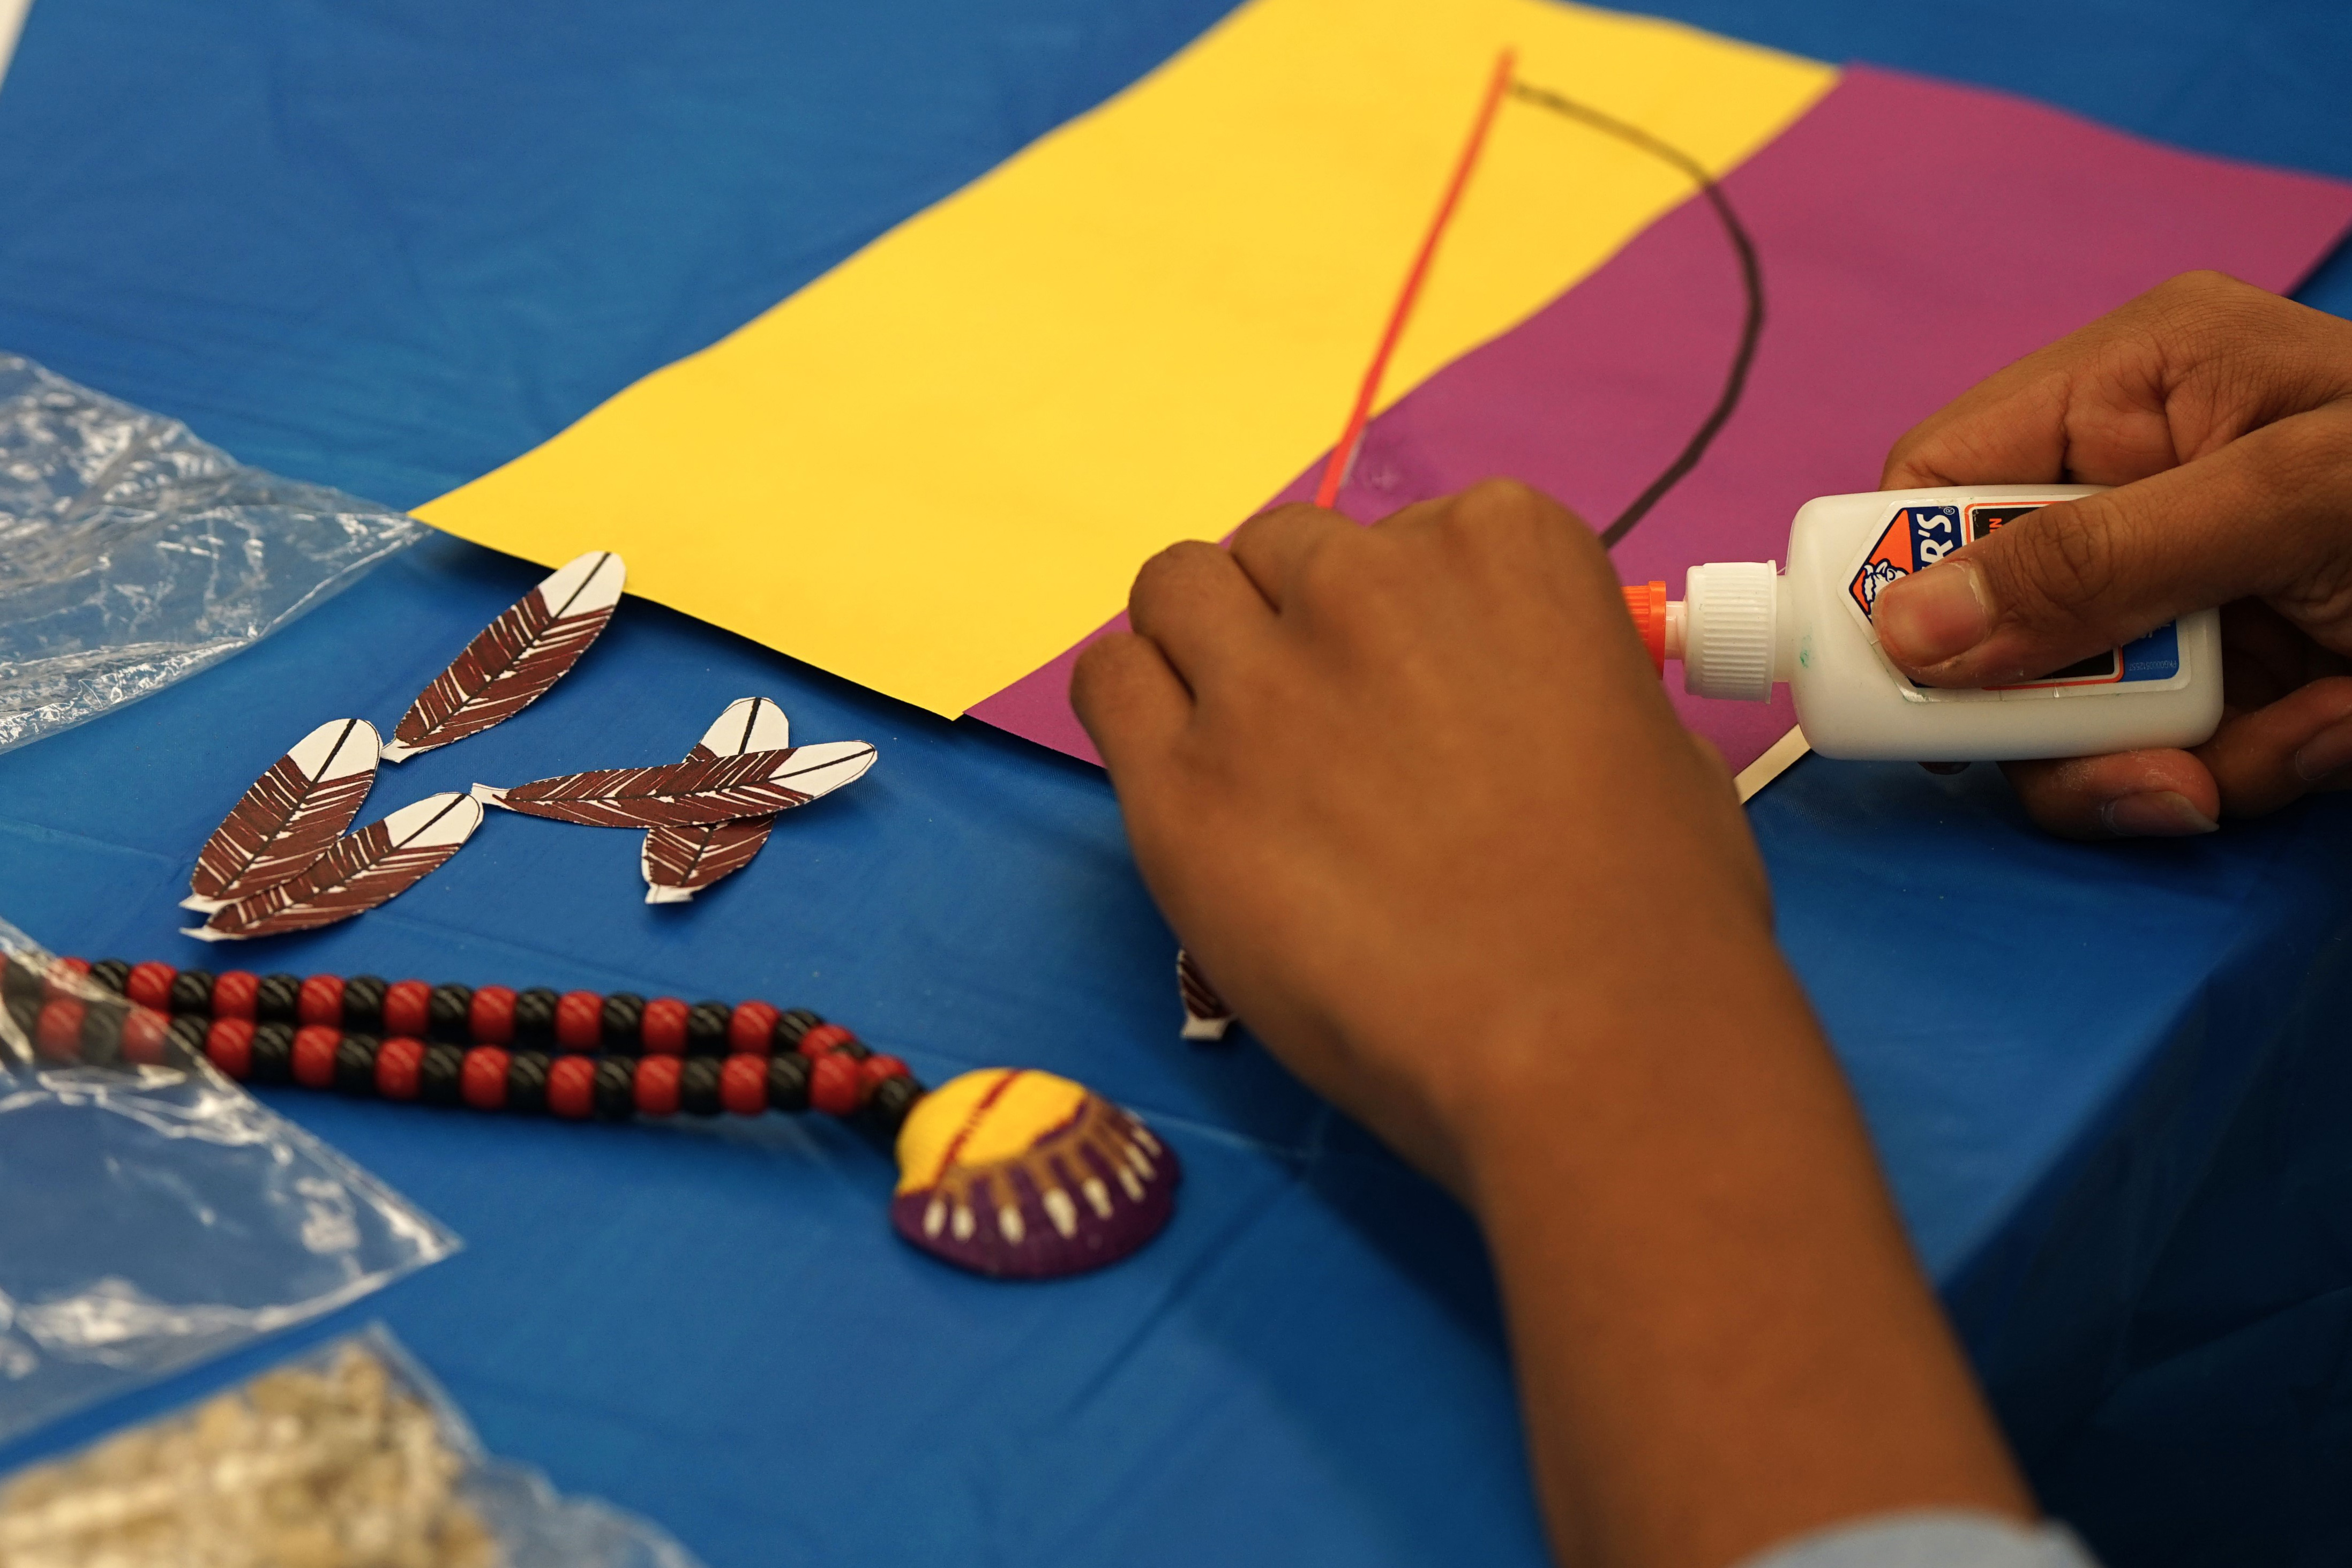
[1,1324,708,1568]
[0,917,458,1446]
[0,351,423,754]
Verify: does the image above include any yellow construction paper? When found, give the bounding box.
[416,0,1833,717]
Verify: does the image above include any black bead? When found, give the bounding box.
[169,969,216,1014]
[600,993,646,1053]
[512,987,558,1046]
[341,974,387,1031]
[592,1055,638,1120]
[685,1001,730,1055]
[4,991,38,1038]
[506,1051,551,1115]
[863,1074,923,1138]
[427,984,474,1042]
[765,1052,812,1113]
[256,973,302,1023]
[679,1055,724,1116]
[771,1008,821,1052]
[87,959,131,995]
[1,955,42,1006]
[168,1013,210,1061]
[838,1036,871,1062]
[334,1034,381,1096]
[249,1023,295,1084]
[419,1044,467,1106]
[78,1001,125,1064]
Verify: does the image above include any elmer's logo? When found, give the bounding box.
[1848,505,1959,618]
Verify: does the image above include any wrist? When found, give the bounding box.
[1421,930,1816,1216]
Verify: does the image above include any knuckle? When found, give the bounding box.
[1129,539,1217,605]
[2146,270,2303,367]
[1231,502,1324,552]
[1449,476,1553,536]
[1070,633,1125,686]
[2003,498,2124,613]
[2151,268,2249,308]
[1441,477,1599,567]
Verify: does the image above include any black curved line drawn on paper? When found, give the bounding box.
[1510,81,1765,550]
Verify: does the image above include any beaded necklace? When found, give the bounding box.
[6,956,1178,1281]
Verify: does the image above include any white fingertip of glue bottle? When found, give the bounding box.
[1620,486,2223,762]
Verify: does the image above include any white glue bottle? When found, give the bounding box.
[1621,486,2223,762]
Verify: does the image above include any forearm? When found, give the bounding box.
[1455,939,2032,1568]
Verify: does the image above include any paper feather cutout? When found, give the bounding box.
[474,741,875,828]
[1177,949,1235,1041]
[643,697,789,904]
[189,792,484,941]
[381,551,625,762]
[183,718,381,912]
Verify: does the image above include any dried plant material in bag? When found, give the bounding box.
[0,353,423,755]
[0,1327,707,1568]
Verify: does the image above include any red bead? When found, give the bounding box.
[298,975,344,1027]
[633,1054,681,1116]
[293,1026,341,1088]
[120,1007,171,1065]
[383,979,432,1039]
[376,1038,425,1100]
[547,1055,596,1119]
[469,985,517,1045]
[721,1053,769,1116]
[42,957,89,1001]
[729,1000,778,1055]
[859,1053,909,1088]
[205,1018,256,1079]
[797,1022,855,1058]
[556,989,604,1052]
[126,961,177,1011]
[461,1047,511,1111]
[640,997,688,1054]
[808,1051,863,1115]
[35,999,84,1061]
[210,970,259,1020]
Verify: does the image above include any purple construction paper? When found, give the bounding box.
[968,65,2352,770]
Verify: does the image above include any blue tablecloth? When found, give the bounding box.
[2,4,2349,1566]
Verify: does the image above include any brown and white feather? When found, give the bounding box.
[643,698,789,904]
[383,551,625,762]
[185,718,380,911]
[192,793,483,941]
[478,741,875,829]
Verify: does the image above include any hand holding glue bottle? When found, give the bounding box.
[1630,272,2352,839]
[1624,485,2223,764]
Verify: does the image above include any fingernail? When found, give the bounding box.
[1874,562,1991,668]
[2099,791,2219,838]
[2292,715,2352,783]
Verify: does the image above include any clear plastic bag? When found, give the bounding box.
[0,351,424,754]
[0,1324,708,1568]
[0,918,458,1446]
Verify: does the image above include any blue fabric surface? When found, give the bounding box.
[1,3,2349,1566]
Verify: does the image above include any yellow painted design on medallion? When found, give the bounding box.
[894,1069,1092,1194]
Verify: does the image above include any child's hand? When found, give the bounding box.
[1074,480,2030,1568]
[1872,271,2352,837]
[1072,479,1781,1191]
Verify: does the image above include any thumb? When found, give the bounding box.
[1870,409,2350,685]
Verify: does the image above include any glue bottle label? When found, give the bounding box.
[1842,500,2189,701]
